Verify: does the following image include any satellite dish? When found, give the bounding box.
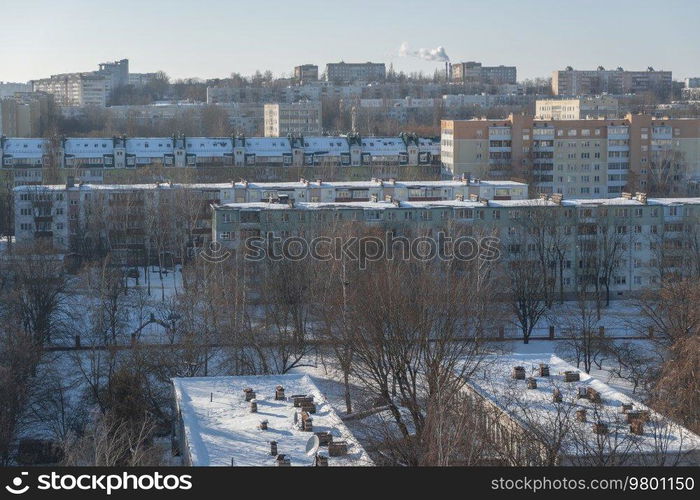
[305,435,320,456]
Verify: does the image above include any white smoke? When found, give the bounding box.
[398,42,450,62]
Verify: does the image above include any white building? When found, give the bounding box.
[32,73,108,107]
[535,96,620,120]
[462,353,700,465]
[171,374,373,466]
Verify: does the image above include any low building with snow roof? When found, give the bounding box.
[171,373,373,466]
[1,137,47,168]
[124,137,180,168]
[460,353,700,466]
[182,137,234,166]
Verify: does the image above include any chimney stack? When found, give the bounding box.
[244,388,256,401]
[328,441,348,457]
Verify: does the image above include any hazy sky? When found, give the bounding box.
[1,0,698,83]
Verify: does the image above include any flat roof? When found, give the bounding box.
[171,374,372,467]
[464,353,700,458]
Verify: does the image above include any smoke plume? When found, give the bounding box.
[398,42,450,62]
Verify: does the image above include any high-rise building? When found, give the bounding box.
[451,62,517,85]
[535,96,619,120]
[552,67,672,98]
[97,59,129,98]
[31,73,108,107]
[0,82,32,98]
[293,65,319,83]
[441,114,700,198]
[264,101,323,137]
[0,93,50,136]
[325,62,386,83]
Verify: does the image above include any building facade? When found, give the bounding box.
[0,82,32,98]
[451,62,517,85]
[293,65,319,83]
[263,101,323,137]
[442,114,700,198]
[31,73,108,107]
[12,178,525,252]
[535,96,619,120]
[1,134,442,174]
[212,193,700,297]
[325,62,386,83]
[552,68,672,98]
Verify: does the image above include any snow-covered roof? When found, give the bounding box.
[302,136,349,155]
[561,198,644,207]
[464,353,700,458]
[125,138,175,156]
[417,138,440,153]
[171,374,372,467]
[13,183,231,193]
[488,199,558,208]
[2,138,47,157]
[64,138,114,157]
[243,137,292,156]
[648,198,700,206]
[184,137,234,155]
[218,199,485,211]
[360,137,406,155]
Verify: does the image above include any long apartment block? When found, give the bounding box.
[212,192,700,296]
[441,114,700,198]
[0,134,441,170]
[13,178,525,252]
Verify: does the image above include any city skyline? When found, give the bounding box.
[1,0,698,83]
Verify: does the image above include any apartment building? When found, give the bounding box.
[325,62,386,83]
[12,178,526,252]
[212,192,700,296]
[1,134,441,171]
[220,178,526,204]
[264,101,323,137]
[441,114,700,198]
[451,62,517,85]
[31,72,108,107]
[0,82,32,98]
[535,96,619,120]
[463,353,700,465]
[13,181,225,260]
[293,64,319,83]
[97,59,129,98]
[552,68,672,98]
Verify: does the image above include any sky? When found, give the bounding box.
[1,0,698,83]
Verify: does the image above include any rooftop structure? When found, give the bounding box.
[462,353,700,465]
[171,374,372,466]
